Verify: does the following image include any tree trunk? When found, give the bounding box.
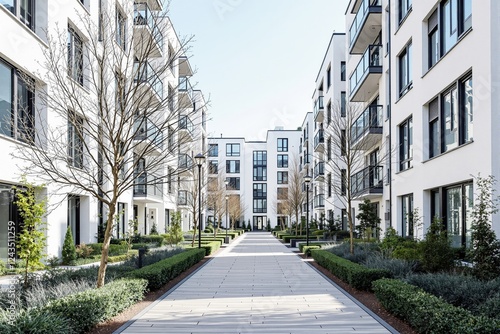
[96,204,115,288]
[191,220,197,247]
[348,201,354,255]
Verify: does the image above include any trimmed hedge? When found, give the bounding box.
[128,248,205,290]
[373,278,500,334]
[44,278,147,333]
[299,242,327,253]
[303,245,321,257]
[87,243,129,256]
[311,249,391,291]
[282,235,307,243]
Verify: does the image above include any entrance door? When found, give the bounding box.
[68,195,81,245]
[253,216,265,231]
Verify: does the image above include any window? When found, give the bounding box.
[277,138,288,152]
[340,91,346,117]
[341,130,346,156]
[227,177,240,190]
[208,161,218,174]
[327,137,332,161]
[399,117,413,171]
[327,173,332,197]
[167,167,173,193]
[167,126,174,151]
[2,0,34,30]
[341,169,346,196]
[401,193,414,238]
[226,143,240,156]
[253,151,267,181]
[116,7,126,50]
[326,66,331,88]
[253,184,267,198]
[326,102,332,125]
[428,74,472,158]
[253,199,267,213]
[398,42,412,97]
[445,182,473,247]
[277,187,287,200]
[253,167,267,181]
[68,111,84,169]
[428,0,472,69]
[208,144,218,157]
[115,72,125,110]
[398,0,412,23]
[68,27,84,85]
[277,154,288,168]
[277,171,288,184]
[0,59,35,143]
[226,160,240,174]
[340,61,346,81]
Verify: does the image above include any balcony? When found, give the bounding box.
[351,105,383,150]
[133,3,163,58]
[178,115,194,141]
[133,118,163,156]
[314,162,325,180]
[313,96,324,122]
[134,62,163,107]
[351,165,383,199]
[133,173,163,203]
[178,76,194,109]
[314,194,325,209]
[314,129,324,153]
[349,45,382,102]
[178,154,193,175]
[349,0,382,54]
[135,0,163,11]
[178,56,193,77]
[177,190,193,206]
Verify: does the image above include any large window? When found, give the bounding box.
[428,0,472,69]
[0,59,35,143]
[253,151,267,181]
[277,154,288,168]
[253,199,267,213]
[340,61,346,81]
[399,117,413,171]
[253,167,266,181]
[428,74,472,158]
[226,143,240,156]
[208,161,218,174]
[68,26,84,85]
[227,177,240,190]
[68,111,84,169]
[326,66,331,88]
[277,171,288,184]
[327,137,332,161]
[398,42,412,97]
[341,169,346,196]
[398,0,412,23]
[208,144,218,157]
[2,0,34,30]
[277,138,288,152]
[253,183,267,198]
[445,182,473,247]
[341,91,346,117]
[326,102,332,125]
[327,173,332,197]
[226,160,240,174]
[277,187,287,200]
[115,6,126,50]
[401,193,414,238]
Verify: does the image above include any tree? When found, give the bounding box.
[12,4,203,287]
[207,170,227,237]
[228,194,245,230]
[14,176,47,287]
[468,175,500,280]
[356,199,381,241]
[287,154,304,235]
[62,227,77,266]
[323,102,390,254]
[167,211,184,245]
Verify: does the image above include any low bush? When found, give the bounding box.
[473,293,500,320]
[303,245,321,257]
[311,249,391,291]
[128,248,205,290]
[325,241,379,264]
[75,243,93,259]
[282,235,306,243]
[123,246,184,268]
[43,278,147,333]
[107,254,131,263]
[362,251,416,279]
[0,309,73,334]
[87,243,129,257]
[131,243,154,250]
[373,278,500,333]
[140,235,165,247]
[298,242,330,253]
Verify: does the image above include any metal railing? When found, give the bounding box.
[178,76,194,102]
[179,115,194,135]
[314,162,325,178]
[133,117,163,149]
[351,165,383,194]
[349,0,382,47]
[350,105,383,143]
[133,3,164,52]
[314,194,325,208]
[349,44,382,95]
[134,61,163,98]
[133,173,163,199]
[314,129,324,148]
[178,154,193,170]
[313,96,324,119]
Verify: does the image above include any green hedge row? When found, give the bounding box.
[43,278,147,333]
[185,241,221,256]
[373,279,500,334]
[282,235,307,243]
[87,243,129,256]
[302,245,321,256]
[127,248,205,290]
[299,242,327,253]
[311,249,391,291]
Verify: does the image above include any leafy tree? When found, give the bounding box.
[356,199,381,241]
[419,216,455,273]
[149,222,158,235]
[167,211,184,245]
[62,226,77,265]
[14,176,47,287]
[468,175,500,280]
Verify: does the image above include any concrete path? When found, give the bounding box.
[115,232,397,334]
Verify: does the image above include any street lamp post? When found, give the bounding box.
[225,195,229,242]
[195,153,205,249]
[304,174,312,246]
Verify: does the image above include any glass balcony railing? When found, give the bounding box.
[178,76,194,102]
[177,190,193,206]
[179,115,194,135]
[351,165,383,195]
[313,96,324,119]
[314,129,324,148]
[349,0,382,47]
[314,194,325,208]
[178,154,193,170]
[350,105,383,143]
[133,173,162,198]
[314,162,325,178]
[133,3,164,51]
[133,117,163,149]
[349,44,382,96]
[134,61,163,98]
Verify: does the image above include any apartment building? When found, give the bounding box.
[207,128,301,230]
[0,0,206,260]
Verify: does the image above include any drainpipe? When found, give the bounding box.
[387,0,393,229]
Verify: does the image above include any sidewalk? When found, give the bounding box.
[115,232,397,334]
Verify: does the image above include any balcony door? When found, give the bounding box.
[68,195,81,245]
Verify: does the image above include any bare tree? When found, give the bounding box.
[287,154,305,235]
[206,168,227,238]
[228,194,245,230]
[12,4,205,287]
[324,102,390,254]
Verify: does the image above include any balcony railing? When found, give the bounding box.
[349,0,382,49]
[313,96,324,121]
[351,165,383,195]
[134,3,163,51]
[134,61,163,98]
[314,129,324,148]
[179,76,194,100]
[314,194,325,208]
[133,117,163,149]
[351,105,383,143]
[177,190,193,206]
[178,154,193,170]
[133,173,163,199]
[314,162,325,179]
[179,115,194,135]
[349,44,382,96]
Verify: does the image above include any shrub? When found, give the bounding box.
[362,251,416,279]
[0,309,73,334]
[473,294,500,320]
[373,278,500,333]
[87,243,129,256]
[0,260,5,276]
[123,246,184,268]
[311,249,391,291]
[303,245,321,257]
[46,256,60,268]
[418,217,455,273]
[22,279,95,309]
[61,227,76,265]
[139,235,165,247]
[43,278,147,333]
[75,243,93,259]
[391,247,420,261]
[167,211,184,245]
[128,249,205,290]
[325,241,379,264]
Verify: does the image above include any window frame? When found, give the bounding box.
[398,41,413,97]
[277,154,288,168]
[398,0,412,24]
[399,116,413,171]
[68,111,84,169]
[277,171,288,185]
[226,143,240,156]
[340,61,346,81]
[277,138,288,152]
[227,177,240,190]
[226,160,240,174]
[115,6,126,50]
[68,26,84,85]
[208,144,218,157]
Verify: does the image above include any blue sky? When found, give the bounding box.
[169,0,349,140]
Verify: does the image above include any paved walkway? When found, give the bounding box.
[115,232,397,334]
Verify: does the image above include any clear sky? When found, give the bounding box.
[169,0,349,141]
